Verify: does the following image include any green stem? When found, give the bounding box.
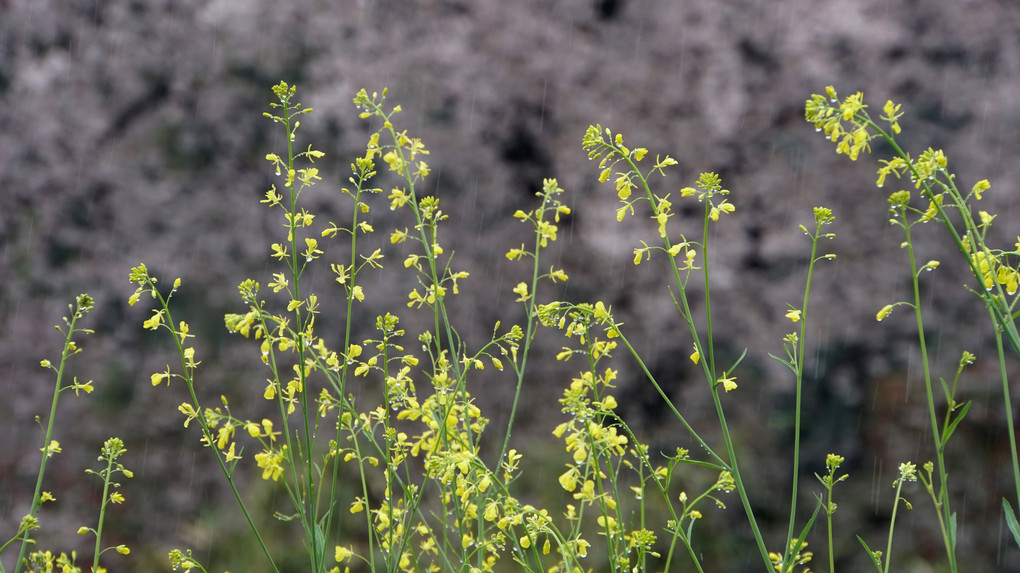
[375,111,463,566]
[282,95,321,573]
[609,145,772,569]
[497,208,545,468]
[901,224,956,572]
[323,175,365,566]
[992,305,1020,510]
[862,116,1020,358]
[14,297,91,573]
[826,489,835,573]
[883,481,906,573]
[697,200,771,571]
[786,222,825,562]
[91,455,115,572]
[157,283,280,573]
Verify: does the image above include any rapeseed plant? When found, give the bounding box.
[10,79,1018,573]
[807,85,1020,572]
[1,295,132,573]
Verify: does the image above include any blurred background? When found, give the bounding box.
[2,0,1019,570]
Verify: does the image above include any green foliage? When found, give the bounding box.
[4,80,1019,573]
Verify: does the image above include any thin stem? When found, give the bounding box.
[863,116,1020,358]
[786,220,826,561]
[143,278,279,572]
[497,200,546,467]
[825,491,835,573]
[90,455,115,572]
[281,95,320,573]
[992,305,1020,509]
[323,173,365,563]
[883,482,906,573]
[902,223,956,572]
[605,144,772,569]
[14,297,91,573]
[698,200,771,570]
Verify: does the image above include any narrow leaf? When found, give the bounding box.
[1003,499,1020,550]
[783,502,821,573]
[941,401,971,443]
[949,511,958,552]
[857,536,883,572]
[768,352,798,375]
[939,377,952,407]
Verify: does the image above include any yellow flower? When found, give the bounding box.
[572,444,587,463]
[254,446,287,481]
[881,99,903,134]
[334,546,353,562]
[41,440,62,458]
[876,304,895,322]
[974,251,996,290]
[785,309,802,323]
[919,194,944,223]
[183,347,200,368]
[483,501,499,522]
[571,537,591,558]
[224,442,240,463]
[998,266,1019,295]
[972,179,990,200]
[513,282,529,302]
[717,373,737,392]
[350,498,365,513]
[708,199,735,221]
[142,310,164,330]
[559,467,578,492]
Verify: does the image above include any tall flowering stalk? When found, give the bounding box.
[807,86,1020,570]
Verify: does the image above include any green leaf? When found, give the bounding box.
[856,536,883,572]
[768,352,798,375]
[949,511,958,551]
[312,523,326,566]
[1003,499,1020,550]
[941,401,971,444]
[675,459,727,472]
[939,376,952,406]
[782,502,821,573]
[727,347,749,372]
